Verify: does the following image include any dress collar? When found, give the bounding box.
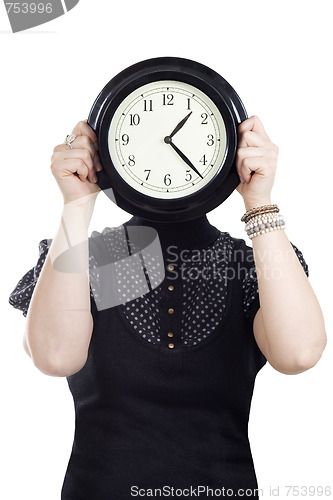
[123,214,220,252]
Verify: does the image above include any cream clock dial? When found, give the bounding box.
[108,81,227,199]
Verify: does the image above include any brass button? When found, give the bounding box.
[168,285,174,291]
[168,264,174,271]
[168,343,174,349]
[168,308,174,314]
[167,332,174,338]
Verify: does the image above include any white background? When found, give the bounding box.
[1,1,332,498]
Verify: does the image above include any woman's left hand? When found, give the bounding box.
[235,115,279,210]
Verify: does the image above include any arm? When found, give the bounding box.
[236,116,327,375]
[24,120,102,378]
[251,223,326,375]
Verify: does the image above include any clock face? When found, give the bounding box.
[108,80,228,199]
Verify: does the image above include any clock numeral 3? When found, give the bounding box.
[129,114,140,126]
[207,134,214,146]
[162,94,174,106]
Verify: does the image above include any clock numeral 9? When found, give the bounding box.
[122,134,130,146]
[164,173,171,186]
[201,113,208,125]
[185,170,192,182]
[162,94,174,106]
[129,114,140,126]
[128,155,136,167]
[207,134,214,146]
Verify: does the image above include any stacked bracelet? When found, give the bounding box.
[241,204,286,239]
[241,203,279,223]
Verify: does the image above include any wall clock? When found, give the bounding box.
[88,56,247,222]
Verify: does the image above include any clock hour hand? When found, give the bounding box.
[167,111,193,141]
[166,139,204,179]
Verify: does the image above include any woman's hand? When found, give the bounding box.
[235,115,279,210]
[51,120,102,204]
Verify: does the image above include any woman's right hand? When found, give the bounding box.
[51,120,103,204]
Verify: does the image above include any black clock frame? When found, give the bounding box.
[88,57,247,222]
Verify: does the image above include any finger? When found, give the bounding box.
[68,135,103,172]
[239,156,270,183]
[238,130,267,149]
[54,137,103,173]
[238,115,271,142]
[52,149,97,183]
[71,120,98,148]
[52,159,89,183]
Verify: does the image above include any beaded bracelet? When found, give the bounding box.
[241,204,279,224]
[245,213,286,239]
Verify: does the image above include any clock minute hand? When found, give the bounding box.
[167,140,203,179]
[168,111,193,140]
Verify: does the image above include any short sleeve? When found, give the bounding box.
[242,241,310,323]
[8,237,102,318]
[8,239,51,317]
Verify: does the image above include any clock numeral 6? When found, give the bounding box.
[162,94,174,106]
[207,134,214,146]
[185,170,192,182]
[164,173,172,186]
[122,134,130,146]
[128,155,136,167]
[129,114,140,126]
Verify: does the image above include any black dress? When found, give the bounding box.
[9,214,309,499]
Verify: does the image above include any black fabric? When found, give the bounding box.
[8,215,310,499]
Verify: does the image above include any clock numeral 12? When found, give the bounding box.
[162,94,174,106]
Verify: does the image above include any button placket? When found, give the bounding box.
[158,260,183,375]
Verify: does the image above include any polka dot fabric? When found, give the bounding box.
[8,228,309,348]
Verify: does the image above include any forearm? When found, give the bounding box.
[25,197,96,377]
[252,228,327,367]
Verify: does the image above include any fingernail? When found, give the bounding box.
[93,174,98,183]
[94,142,99,151]
[96,162,103,172]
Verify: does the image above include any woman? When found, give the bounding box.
[9,115,327,499]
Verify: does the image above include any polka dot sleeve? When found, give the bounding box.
[9,238,99,317]
[8,239,51,317]
[242,241,310,321]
